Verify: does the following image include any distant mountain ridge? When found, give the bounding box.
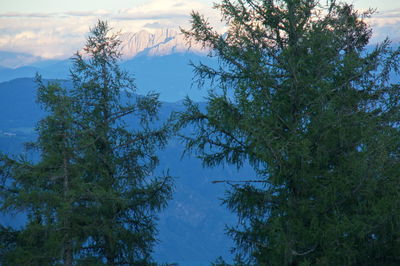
[119,28,205,58]
[0,28,205,70]
[0,51,42,69]
[0,53,215,102]
[0,28,213,102]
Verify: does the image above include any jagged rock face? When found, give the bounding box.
[119,29,205,58]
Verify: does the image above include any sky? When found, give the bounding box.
[0,0,400,65]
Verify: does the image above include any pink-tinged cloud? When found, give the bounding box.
[0,0,220,65]
[367,9,400,43]
[0,0,398,67]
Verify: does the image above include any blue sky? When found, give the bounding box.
[0,0,399,66]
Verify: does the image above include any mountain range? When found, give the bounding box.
[0,28,205,68]
[119,28,205,58]
[0,28,214,102]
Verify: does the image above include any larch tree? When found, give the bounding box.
[0,78,76,265]
[0,20,173,265]
[177,0,400,265]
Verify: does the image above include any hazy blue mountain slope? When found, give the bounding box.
[0,66,41,83]
[0,78,44,128]
[0,61,71,83]
[123,53,216,102]
[0,54,216,102]
[0,78,72,128]
[0,51,42,69]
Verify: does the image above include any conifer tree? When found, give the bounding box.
[178,1,400,264]
[0,20,173,265]
[68,20,173,265]
[0,79,75,265]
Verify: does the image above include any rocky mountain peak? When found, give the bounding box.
[119,28,205,59]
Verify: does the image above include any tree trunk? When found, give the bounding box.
[63,143,73,266]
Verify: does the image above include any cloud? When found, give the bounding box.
[143,22,164,29]
[0,12,58,18]
[0,16,92,59]
[0,10,112,18]
[366,9,400,43]
[373,8,400,18]
[0,0,220,64]
[113,12,189,21]
[2,0,397,67]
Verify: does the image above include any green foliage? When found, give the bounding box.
[178,0,400,264]
[0,20,173,265]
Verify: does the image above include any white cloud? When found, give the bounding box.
[0,0,220,64]
[0,0,398,67]
[366,9,400,43]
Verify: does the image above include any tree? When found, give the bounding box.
[178,0,400,264]
[0,79,76,265]
[0,20,173,265]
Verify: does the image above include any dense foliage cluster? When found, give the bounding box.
[0,21,172,265]
[178,0,400,264]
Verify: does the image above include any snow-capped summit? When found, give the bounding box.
[119,28,205,59]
